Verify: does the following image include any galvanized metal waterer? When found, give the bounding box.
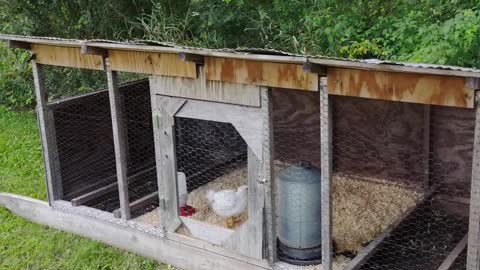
[277,161,322,265]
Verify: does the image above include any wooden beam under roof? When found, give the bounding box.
[108,50,197,78]
[327,67,476,108]
[32,44,104,70]
[205,57,319,91]
[30,44,198,78]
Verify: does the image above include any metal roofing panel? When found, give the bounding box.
[1,34,480,77]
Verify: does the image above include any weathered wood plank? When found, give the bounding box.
[328,67,475,108]
[467,91,480,270]
[0,193,271,270]
[32,61,63,203]
[262,88,277,265]
[167,232,271,269]
[108,50,197,78]
[71,182,118,207]
[320,77,333,270]
[106,59,131,220]
[438,234,468,270]
[149,67,261,107]
[32,44,104,70]
[205,57,318,91]
[154,100,184,232]
[222,148,264,259]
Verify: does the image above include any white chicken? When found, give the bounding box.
[206,185,248,228]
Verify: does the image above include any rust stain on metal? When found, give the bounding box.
[205,57,318,91]
[328,67,473,108]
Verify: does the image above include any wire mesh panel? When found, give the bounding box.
[173,117,249,232]
[51,90,118,211]
[121,81,158,219]
[271,88,473,270]
[47,78,158,216]
[176,117,248,192]
[330,96,472,270]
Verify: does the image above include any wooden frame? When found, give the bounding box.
[468,91,480,270]
[327,67,475,108]
[320,76,333,270]
[106,58,131,220]
[149,67,262,107]
[152,89,270,261]
[32,61,63,203]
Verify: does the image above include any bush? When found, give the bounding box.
[0,44,34,109]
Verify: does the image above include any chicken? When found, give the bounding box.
[206,185,248,229]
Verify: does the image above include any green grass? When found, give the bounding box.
[0,106,169,270]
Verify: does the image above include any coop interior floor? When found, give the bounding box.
[358,198,469,270]
[132,162,425,255]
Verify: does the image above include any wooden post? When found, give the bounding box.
[153,96,186,233]
[262,88,277,264]
[320,76,333,270]
[468,90,480,270]
[106,58,131,220]
[32,60,63,204]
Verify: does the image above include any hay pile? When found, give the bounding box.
[332,174,422,253]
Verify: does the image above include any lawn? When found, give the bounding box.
[0,106,169,270]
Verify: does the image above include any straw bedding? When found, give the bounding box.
[135,162,422,257]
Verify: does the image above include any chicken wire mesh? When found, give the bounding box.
[175,117,248,192]
[271,88,473,270]
[331,96,472,270]
[45,74,158,218]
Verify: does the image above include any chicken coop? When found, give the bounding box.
[1,35,480,270]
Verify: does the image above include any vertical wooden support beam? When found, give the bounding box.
[423,105,431,188]
[468,91,480,270]
[106,58,131,220]
[153,96,186,233]
[320,76,333,270]
[262,88,277,265]
[32,61,63,204]
[157,107,182,232]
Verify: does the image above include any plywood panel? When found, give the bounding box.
[205,57,318,91]
[272,88,321,167]
[109,50,197,78]
[430,105,475,197]
[328,68,474,108]
[32,44,104,70]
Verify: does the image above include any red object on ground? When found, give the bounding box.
[179,205,197,217]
